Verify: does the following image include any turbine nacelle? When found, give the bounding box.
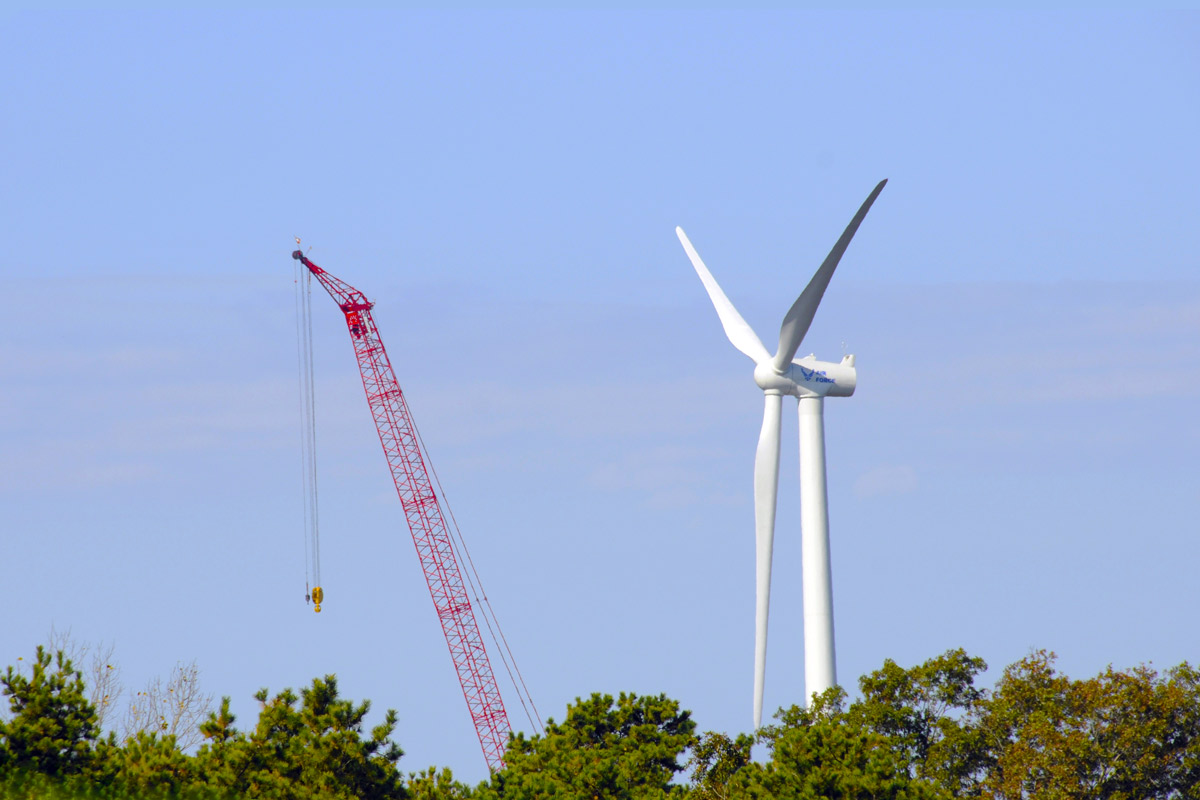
[753,355,857,398]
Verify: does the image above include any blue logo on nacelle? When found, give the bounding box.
[798,366,836,384]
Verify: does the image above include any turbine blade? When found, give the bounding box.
[753,393,783,729]
[677,226,771,365]
[772,179,887,372]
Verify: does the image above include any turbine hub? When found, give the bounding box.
[754,361,797,394]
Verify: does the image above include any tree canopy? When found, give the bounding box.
[483,691,696,800]
[0,646,98,778]
[3,641,1199,800]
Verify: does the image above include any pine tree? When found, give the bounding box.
[0,645,99,777]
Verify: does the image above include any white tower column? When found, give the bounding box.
[798,395,836,704]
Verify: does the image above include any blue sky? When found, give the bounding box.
[3,6,1199,783]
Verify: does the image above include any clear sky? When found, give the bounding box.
[3,5,1199,784]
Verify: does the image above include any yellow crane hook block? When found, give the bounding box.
[312,586,324,613]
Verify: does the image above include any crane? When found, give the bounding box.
[291,249,515,772]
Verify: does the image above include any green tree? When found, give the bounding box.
[686,730,754,800]
[0,646,98,777]
[88,730,194,796]
[484,692,696,800]
[406,766,477,799]
[731,692,949,800]
[847,648,991,793]
[191,675,407,800]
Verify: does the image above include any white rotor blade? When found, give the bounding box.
[753,392,783,729]
[772,179,887,373]
[676,226,770,365]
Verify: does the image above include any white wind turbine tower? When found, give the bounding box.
[676,179,886,728]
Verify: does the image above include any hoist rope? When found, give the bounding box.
[411,419,545,735]
[302,271,316,587]
[294,263,321,601]
[293,261,310,595]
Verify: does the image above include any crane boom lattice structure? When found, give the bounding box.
[292,250,510,772]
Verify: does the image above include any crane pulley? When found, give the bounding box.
[288,248,539,771]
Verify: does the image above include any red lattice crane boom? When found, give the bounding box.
[292,250,510,771]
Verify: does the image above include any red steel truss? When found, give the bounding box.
[292,250,510,772]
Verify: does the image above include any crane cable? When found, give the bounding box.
[293,254,323,612]
[411,419,544,735]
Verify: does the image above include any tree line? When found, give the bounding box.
[2,641,1198,799]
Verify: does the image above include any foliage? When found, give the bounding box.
[190,675,407,799]
[0,654,405,800]
[406,766,477,799]
[973,651,1200,800]
[729,690,949,800]
[846,648,1200,800]
[846,647,990,792]
[686,730,754,800]
[89,730,194,795]
[483,692,696,799]
[0,646,98,777]
[5,642,1200,800]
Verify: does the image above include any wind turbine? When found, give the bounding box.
[676,179,886,728]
